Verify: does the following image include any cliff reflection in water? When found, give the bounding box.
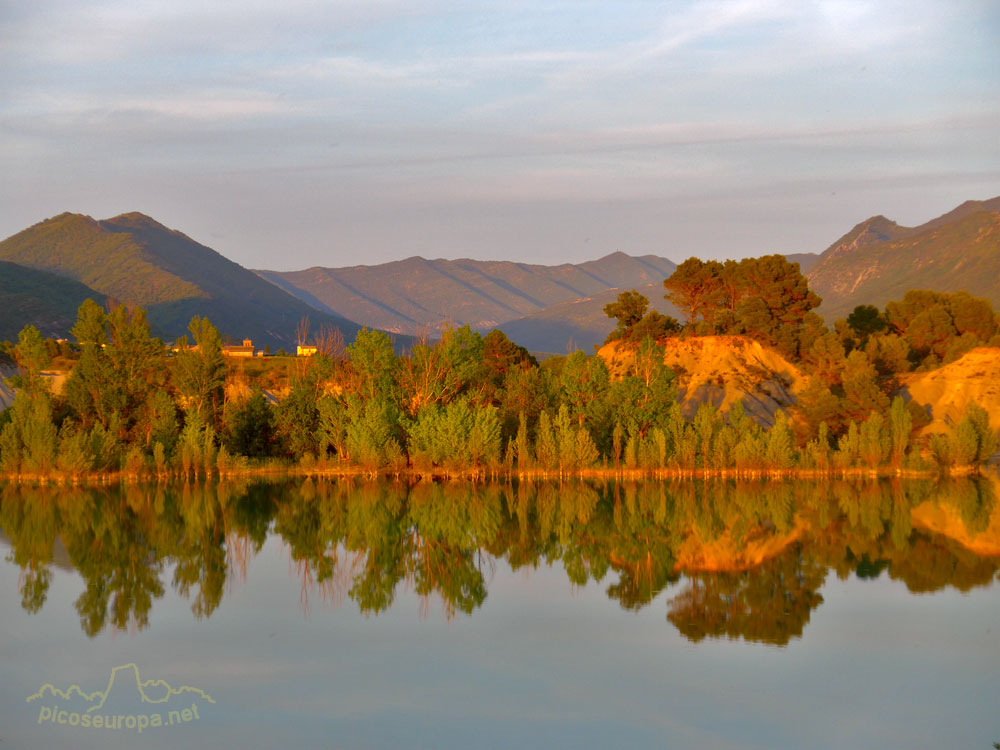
[1,477,998,644]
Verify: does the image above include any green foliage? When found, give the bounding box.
[178,411,217,478]
[11,325,50,395]
[604,289,648,334]
[173,316,226,425]
[610,337,677,438]
[274,382,321,459]
[228,389,275,458]
[65,302,166,443]
[888,397,912,468]
[764,411,797,470]
[841,350,889,422]
[534,410,558,470]
[347,328,399,404]
[406,398,500,471]
[858,413,890,469]
[56,423,94,477]
[515,412,531,470]
[1,285,995,479]
[399,325,485,416]
[930,402,998,470]
[881,290,999,370]
[603,289,679,344]
[0,391,57,474]
[846,305,887,340]
[665,255,821,358]
[343,395,404,471]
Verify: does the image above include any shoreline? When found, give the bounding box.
[0,462,990,486]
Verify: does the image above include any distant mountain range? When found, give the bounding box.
[257,252,677,338]
[2,196,997,354]
[495,281,681,354]
[0,212,365,348]
[808,197,1000,320]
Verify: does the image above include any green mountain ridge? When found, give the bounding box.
[0,261,106,342]
[0,212,369,348]
[808,197,1000,321]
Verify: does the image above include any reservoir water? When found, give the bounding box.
[1,478,997,749]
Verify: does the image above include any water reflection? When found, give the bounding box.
[1,477,998,644]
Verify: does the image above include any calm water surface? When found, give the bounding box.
[1,478,997,749]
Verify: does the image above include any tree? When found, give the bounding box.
[887,396,912,468]
[173,316,226,426]
[846,305,887,341]
[731,255,821,358]
[609,337,677,437]
[11,325,50,395]
[802,332,846,387]
[559,351,610,431]
[604,290,649,339]
[65,303,165,443]
[398,325,484,416]
[663,258,726,327]
[228,388,275,458]
[345,328,399,405]
[840,350,888,423]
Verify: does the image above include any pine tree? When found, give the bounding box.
[534,410,558,470]
[888,396,912,467]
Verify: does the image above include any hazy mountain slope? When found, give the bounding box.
[809,197,1000,321]
[0,212,365,348]
[488,251,812,353]
[783,253,819,274]
[495,281,682,354]
[257,251,676,336]
[0,261,107,341]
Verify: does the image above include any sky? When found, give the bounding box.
[1,0,998,271]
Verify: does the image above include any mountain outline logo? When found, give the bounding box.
[26,662,215,712]
[26,663,214,734]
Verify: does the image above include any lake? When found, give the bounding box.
[1,478,997,749]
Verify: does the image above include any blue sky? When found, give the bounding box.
[1,0,998,270]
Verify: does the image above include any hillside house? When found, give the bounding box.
[223,339,256,358]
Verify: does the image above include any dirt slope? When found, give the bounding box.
[899,347,1000,434]
[598,335,808,427]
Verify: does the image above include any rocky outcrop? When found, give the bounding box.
[899,347,1000,435]
[598,335,807,427]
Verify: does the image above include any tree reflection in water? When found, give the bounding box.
[1,476,998,641]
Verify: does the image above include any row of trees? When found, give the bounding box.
[1,291,996,478]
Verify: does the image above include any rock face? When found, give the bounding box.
[598,335,807,427]
[899,347,1000,434]
[0,373,13,409]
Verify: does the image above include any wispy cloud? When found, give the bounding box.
[0,0,996,267]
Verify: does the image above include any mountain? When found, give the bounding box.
[0,212,366,348]
[495,281,681,354]
[808,197,1000,321]
[257,251,677,339]
[0,261,106,342]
